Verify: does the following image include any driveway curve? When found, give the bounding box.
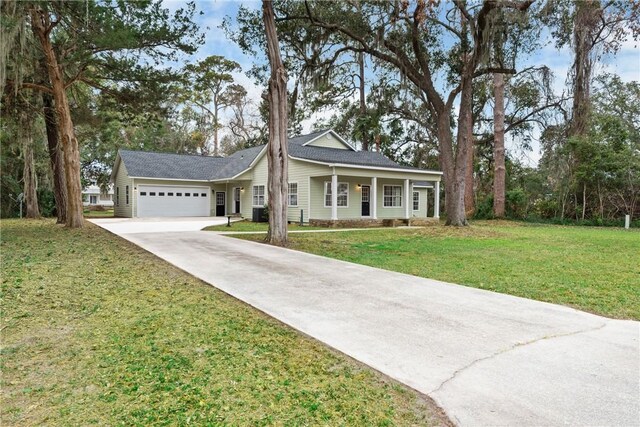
[90,218,640,426]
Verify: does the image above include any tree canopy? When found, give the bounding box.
[1,0,638,226]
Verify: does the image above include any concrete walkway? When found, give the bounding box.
[90,218,640,426]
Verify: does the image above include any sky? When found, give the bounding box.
[163,0,640,167]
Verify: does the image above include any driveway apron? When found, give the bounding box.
[90,219,640,426]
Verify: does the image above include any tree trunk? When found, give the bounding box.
[30,6,83,228]
[493,72,506,218]
[569,0,600,139]
[597,180,603,218]
[444,73,474,226]
[464,134,475,217]
[263,0,288,246]
[582,182,587,220]
[213,108,219,156]
[20,107,40,219]
[42,91,67,224]
[358,51,369,151]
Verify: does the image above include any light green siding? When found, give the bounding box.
[308,177,435,220]
[113,160,133,217]
[306,132,351,150]
[411,187,429,218]
[247,152,268,220]
[310,176,363,220]
[287,158,329,222]
[377,179,406,218]
[249,155,441,222]
[237,182,253,219]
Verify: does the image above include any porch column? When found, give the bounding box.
[425,188,429,218]
[371,176,377,219]
[434,180,440,219]
[331,173,338,220]
[404,179,410,219]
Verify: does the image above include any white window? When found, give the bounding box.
[288,182,298,207]
[253,185,265,206]
[324,182,348,207]
[383,185,402,207]
[413,191,420,211]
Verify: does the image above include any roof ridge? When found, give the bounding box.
[118,148,226,159]
[291,128,332,137]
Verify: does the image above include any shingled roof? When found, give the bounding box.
[288,144,423,171]
[212,145,264,179]
[116,130,439,182]
[118,150,229,180]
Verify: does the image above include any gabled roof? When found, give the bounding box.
[114,129,442,182]
[289,129,356,151]
[212,145,265,179]
[288,129,331,145]
[118,150,229,180]
[288,144,424,171]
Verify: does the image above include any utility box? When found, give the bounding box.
[252,207,267,223]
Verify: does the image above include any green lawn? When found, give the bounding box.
[204,220,324,232]
[83,208,114,218]
[235,221,640,320]
[0,219,447,426]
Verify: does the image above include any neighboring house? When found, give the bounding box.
[82,183,114,207]
[110,129,442,223]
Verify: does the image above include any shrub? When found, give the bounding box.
[506,188,527,219]
[473,195,494,219]
[37,188,56,217]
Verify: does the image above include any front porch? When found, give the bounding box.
[307,171,441,223]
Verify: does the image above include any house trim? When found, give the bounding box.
[382,184,403,208]
[252,185,266,207]
[289,156,443,176]
[324,181,349,208]
[301,129,356,151]
[129,176,211,183]
[288,181,299,207]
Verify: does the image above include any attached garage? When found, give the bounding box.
[137,185,210,217]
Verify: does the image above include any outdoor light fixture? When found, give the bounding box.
[356,184,362,190]
[240,187,245,192]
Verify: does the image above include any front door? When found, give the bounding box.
[216,191,226,216]
[234,187,241,213]
[361,185,370,216]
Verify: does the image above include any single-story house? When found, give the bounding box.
[110,129,442,224]
[82,183,114,207]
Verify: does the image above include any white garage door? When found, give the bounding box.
[137,185,210,217]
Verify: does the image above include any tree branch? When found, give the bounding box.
[21,82,54,94]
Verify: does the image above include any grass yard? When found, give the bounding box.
[234,221,640,320]
[83,209,114,218]
[0,219,448,426]
[205,220,324,232]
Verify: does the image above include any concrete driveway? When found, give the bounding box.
[90,216,230,234]
[90,218,640,426]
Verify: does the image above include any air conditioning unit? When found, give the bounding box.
[252,207,268,222]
